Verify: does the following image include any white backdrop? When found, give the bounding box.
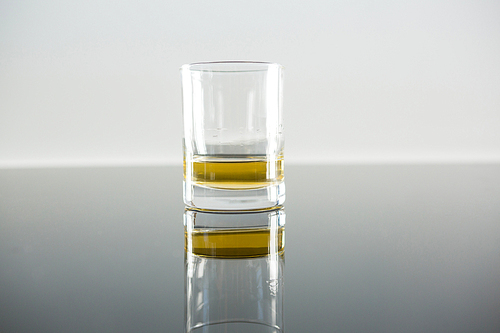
[1,0,499,167]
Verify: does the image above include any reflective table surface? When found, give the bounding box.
[1,165,499,332]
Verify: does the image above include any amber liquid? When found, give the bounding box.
[184,155,284,190]
[185,227,285,258]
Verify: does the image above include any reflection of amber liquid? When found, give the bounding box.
[184,155,284,190]
[185,227,285,258]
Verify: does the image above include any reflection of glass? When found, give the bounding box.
[184,207,285,256]
[181,61,285,210]
[184,208,285,332]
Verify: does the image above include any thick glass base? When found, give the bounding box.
[183,181,285,210]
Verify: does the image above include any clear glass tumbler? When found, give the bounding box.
[184,208,285,332]
[181,61,285,210]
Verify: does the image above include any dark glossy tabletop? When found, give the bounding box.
[1,165,499,332]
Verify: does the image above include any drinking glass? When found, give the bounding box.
[181,61,285,210]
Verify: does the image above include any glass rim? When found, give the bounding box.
[180,61,283,73]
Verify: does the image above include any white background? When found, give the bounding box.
[1,0,499,167]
